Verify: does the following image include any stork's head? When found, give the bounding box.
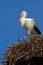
[19,11,27,22]
[20,11,27,18]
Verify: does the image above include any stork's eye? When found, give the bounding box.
[22,13,23,14]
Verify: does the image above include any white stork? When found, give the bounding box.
[19,11,41,35]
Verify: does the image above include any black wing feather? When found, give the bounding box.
[34,26,41,35]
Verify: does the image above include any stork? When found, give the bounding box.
[19,11,41,36]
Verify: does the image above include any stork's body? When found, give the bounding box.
[19,11,41,35]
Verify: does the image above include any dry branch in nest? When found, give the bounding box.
[3,35,43,65]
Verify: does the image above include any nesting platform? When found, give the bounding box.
[3,35,43,65]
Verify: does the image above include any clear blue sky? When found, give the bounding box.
[0,0,43,53]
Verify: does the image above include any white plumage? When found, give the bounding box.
[19,11,41,35]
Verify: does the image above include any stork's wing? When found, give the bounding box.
[34,26,41,35]
[32,18,41,35]
[31,18,38,27]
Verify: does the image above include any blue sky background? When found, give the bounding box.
[0,0,43,54]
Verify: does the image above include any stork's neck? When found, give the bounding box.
[19,17,26,27]
[20,17,26,22]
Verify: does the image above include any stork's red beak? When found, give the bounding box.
[19,15,22,22]
[19,14,24,22]
[19,16,21,22]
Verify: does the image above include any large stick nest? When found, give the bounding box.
[3,35,43,65]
